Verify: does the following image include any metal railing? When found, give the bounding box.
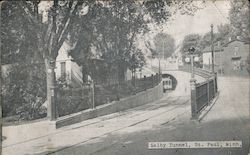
[57,86,93,117]
[94,73,161,106]
[191,72,218,119]
[57,73,161,117]
[179,65,212,79]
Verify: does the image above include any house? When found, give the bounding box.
[202,42,223,69]
[56,41,138,86]
[202,39,249,76]
[55,41,83,87]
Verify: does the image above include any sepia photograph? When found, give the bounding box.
[0,0,249,155]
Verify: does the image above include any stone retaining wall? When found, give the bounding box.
[56,82,163,128]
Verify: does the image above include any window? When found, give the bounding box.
[234,46,239,55]
[61,62,66,77]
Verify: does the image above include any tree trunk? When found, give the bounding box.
[81,63,88,84]
[118,61,126,84]
[45,58,57,120]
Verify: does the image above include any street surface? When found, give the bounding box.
[2,76,249,155]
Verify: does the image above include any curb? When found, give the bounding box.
[198,91,220,122]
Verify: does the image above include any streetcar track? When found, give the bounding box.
[46,98,190,155]
[3,96,188,151]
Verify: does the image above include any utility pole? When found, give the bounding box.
[158,57,161,75]
[163,40,165,60]
[211,24,215,73]
[219,41,223,75]
[189,46,197,120]
[211,24,218,95]
[47,0,58,120]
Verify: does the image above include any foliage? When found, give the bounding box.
[68,0,202,83]
[1,2,47,121]
[1,64,47,120]
[216,24,232,44]
[57,88,91,117]
[69,1,151,83]
[1,0,205,120]
[181,0,250,55]
[56,75,70,88]
[1,1,40,64]
[128,49,146,77]
[152,33,176,59]
[247,53,250,74]
[181,34,202,54]
[229,0,250,41]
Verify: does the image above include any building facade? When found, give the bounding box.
[202,39,249,76]
[55,41,83,87]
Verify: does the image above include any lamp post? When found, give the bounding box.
[185,47,199,120]
[158,56,161,75]
[185,47,198,79]
[47,60,57,120]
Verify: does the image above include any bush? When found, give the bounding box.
[247,54,250,73]
[1,63,47,121]
[57,88,91,117]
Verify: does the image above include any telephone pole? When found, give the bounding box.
[47,0,58,120]
[211,24,215,73]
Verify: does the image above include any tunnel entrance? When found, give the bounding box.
[162,74,177,92]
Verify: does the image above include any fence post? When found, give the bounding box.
[158,73,161,84]
[156,73,159,86]
[214,72,218,94]
[50,86,57,120]
[144,75,147,90]
[91,81,95,109]
[190,78,198,119]
[207,80,210,105]
[151,74,154,88]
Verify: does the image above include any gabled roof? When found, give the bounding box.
[202,45,222,53]
[223,39,250,47]
[202,39,249,53]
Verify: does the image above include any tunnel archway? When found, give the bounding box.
[162,74,177,90]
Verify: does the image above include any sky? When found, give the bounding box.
[39,0,231,52]
[163,0,231,45]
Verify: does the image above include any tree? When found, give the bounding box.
[247,53,250,74]
[68,1,172,84]
[1,1,41,64]
[128,49,146,81]
[181,34,202,54]
[1,0,93,119]
[152,33,175,59]
[196,24,233,52]
[1,64,47,120]
[1,2,47,120]
[216,24,232,44]
[229,0,250,41]
[1,0,205,120]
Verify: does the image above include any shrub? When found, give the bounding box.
[1,63,47,121]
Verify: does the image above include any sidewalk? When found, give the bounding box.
[2,94,190,155]
[2,77,249,155]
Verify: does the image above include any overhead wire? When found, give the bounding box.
[212,2,229,23]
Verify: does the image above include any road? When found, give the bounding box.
[2,76,249,155]
[49,76,249,155]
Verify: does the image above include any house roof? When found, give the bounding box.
[202,45,222,53]
[202,39,249,53]
[223,39,250,47]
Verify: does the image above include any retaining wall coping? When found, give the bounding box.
[56,82,163,128]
